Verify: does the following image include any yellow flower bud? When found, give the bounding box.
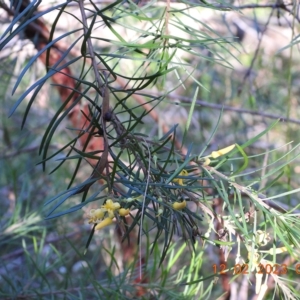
[156,208,163,216]
[268,246,288,255]
[203,157,211,166]
[210,144,235,159]
[119,208,130,216]
[173,170,188,186]
[88,209,103,223]
[95,217,113,231]
[99,199,121,219]
[102,199,121,211]
[94,208,105,219]
[172,200,187,210]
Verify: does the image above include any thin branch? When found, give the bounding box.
[1,145,58,159]
[78,1,104,90]
[203,165,299,215]
[142,91,300,125]
[239,7,274,94]
[199,1,300,22]
[139,139,151,280]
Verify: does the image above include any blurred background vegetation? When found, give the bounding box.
[1,0,300,299]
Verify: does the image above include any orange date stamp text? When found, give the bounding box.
[212,263,300,275]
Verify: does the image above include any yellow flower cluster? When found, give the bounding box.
[88,199,130,231]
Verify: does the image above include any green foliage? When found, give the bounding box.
[1,0,300,299]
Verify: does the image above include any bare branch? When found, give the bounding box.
[142,91,300,125]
